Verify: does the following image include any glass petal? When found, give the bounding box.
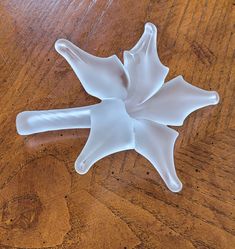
[75,99,135,174]
[134,119,182,192]
[124,22,169,108]
[55,39,129,100]
[131,75,220,126]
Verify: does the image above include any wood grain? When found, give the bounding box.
[0,0,234,248]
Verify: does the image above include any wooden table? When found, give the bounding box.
[0,0,234,248]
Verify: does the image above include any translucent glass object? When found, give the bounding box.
[16,23,219,192]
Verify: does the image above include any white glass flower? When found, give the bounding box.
[16,23,219,192]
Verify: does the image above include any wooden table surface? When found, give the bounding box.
[0,0,234,248]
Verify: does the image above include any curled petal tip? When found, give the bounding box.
[55,39,78,62]
[161,159,182,193]
[55,39,69,51]
[210,91,220,105]
[75,159,90,175]
[167,178,183,193]
[145,22,157,33]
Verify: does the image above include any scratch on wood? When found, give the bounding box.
[76,0,97,27]
[85,0,113,43]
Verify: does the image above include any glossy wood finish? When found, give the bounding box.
[0,0,234,248]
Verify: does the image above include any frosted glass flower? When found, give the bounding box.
[16,23,219,192]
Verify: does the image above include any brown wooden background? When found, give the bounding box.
[0,0,234,248]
